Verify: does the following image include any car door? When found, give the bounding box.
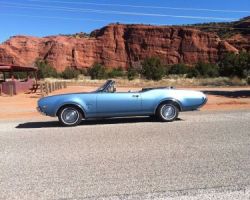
[96,92,141,117]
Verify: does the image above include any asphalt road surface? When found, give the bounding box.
[0,110,250,200]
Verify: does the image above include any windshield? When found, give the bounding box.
[94,80,115,93]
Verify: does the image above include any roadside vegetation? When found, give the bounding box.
[35,51,250,86]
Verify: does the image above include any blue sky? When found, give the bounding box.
[0,0,250,43]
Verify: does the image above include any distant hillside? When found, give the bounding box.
[187,16,250,38]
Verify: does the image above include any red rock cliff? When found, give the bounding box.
[0,24,241,71]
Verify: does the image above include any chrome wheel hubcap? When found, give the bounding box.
[161,105,176,120]
[61,108,79,124]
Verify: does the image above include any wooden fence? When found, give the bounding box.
[40,81,67,97]
[0,81,67,97]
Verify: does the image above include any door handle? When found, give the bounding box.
[132,94,139,98]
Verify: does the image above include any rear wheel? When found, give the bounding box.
[58,106,83,127]
[156,103,179,122]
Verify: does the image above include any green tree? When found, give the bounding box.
[88,63,106,79]
[141,57,165,80]
[61,67,80,79]
[35,59,58,79]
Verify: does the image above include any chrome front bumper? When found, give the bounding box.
[37,106,46,115]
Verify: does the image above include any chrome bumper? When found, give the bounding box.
[37,106,46,115]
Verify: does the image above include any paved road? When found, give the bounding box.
[0,110,250,200]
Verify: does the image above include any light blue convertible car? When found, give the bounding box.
[37,80,207,126]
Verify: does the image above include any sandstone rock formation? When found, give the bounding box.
[0,24,245,71]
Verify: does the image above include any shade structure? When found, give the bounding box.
[0,64,37,72]
[0,64,38,96]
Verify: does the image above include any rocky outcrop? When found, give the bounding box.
[0,24,243,71]
[226,34,250,52]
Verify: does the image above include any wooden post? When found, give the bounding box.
[41,82,44,97]
[45,82,48,95]
[34,71,38,85]
[48,83,52,93]
[9,82,14,96]
[3,72,6,82]
[50,83,53,92]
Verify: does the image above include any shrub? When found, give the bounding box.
[169,63,189,74]
[247,76,250,85]
[127,66,138,80]
[61,67,80,79]
[219,53,239,77]
[186,67,200,78]
[106,67,125,78]
[35,59,58,79]
[219,52,250,78]
[195,62,219,78]
[88,63,106,79]
[141,57,165,80]
[79,68,89,76]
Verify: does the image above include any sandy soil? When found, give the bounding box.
[0,85,249,121]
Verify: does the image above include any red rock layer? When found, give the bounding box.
[0,24,243,71]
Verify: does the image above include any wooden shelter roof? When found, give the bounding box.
[0,64,37,72]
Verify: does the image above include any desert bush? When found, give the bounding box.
[78,68,89,76]
[88,63,106,79]
[169,63,189,75]
[219,53,240,77]
[194,62,219,78]
[141,57,165,80]
[247,76,250,85]
[35,59,58,79]
[127,66,139,80]
[219,52,250,78]
[106,67,125,78]
[186,67,200,78]
[61,67,80,79]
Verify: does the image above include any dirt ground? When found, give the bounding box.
[0,85,250,121]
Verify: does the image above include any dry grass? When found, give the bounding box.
[44,77,248,88]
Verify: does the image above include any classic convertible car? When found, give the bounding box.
[37,80,207,126]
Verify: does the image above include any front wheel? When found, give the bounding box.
[58,106,83,126]
[156,103,179,122]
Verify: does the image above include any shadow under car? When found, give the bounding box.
[16,117,183,129]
